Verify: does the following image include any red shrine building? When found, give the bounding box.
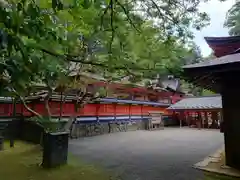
[0,75,185,127]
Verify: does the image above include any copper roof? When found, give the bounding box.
[167,95,222,110]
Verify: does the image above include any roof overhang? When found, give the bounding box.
[205,36,240,57]
[182,53,240,92]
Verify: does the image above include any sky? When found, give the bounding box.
[194,0,235,57]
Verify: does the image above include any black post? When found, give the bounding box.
[221,73,240,169]
[42,132,69,168]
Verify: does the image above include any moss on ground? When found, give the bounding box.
[204,172,240,180]
[0,141,113,180]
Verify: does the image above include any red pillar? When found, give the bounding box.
[96,103,100,122]
[114,103,117,121]
[129,104,131,121]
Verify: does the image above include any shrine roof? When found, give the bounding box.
[183,53,240,69]
[18,92,171,106]
[99,98,170,106]
[205,36,240,44]
[167,95,222,110]
[182,36,240,92]
[182,53,240,92]
[205,36,240,57]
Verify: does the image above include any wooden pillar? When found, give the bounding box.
[205,111,209,128]
[12,98,16,118]
[140,105,143,129]
[180,112,182,128]
[187,112,190,127]
[129,104,131,122]
[114,103,117,121]
[205,111,208,128]
[198,112,201,129]
[220,110,224,133]
[202,112,204,129]
[179,111,184,128]
[221,73,240,169]
[96,103,100,123]
[211,111,218,129]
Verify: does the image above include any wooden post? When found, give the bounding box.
[206,112,209,129]
[205,111,208,129]
[221,73,240,169]
[203,111,205,128]
[179,111,183,128]
[129,104,131,122]
[180,112,182,128]
[114,103,117,121]
[198,112,201,129]
[96,103,100,123]
[211,111,218,129]
[220,110,224,133]
[140,104,143,130]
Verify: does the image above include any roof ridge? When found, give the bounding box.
[185,94,221,99]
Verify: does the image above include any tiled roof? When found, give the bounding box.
[167,95,222,110]
[98,98,170,106]
[183,53,240,69]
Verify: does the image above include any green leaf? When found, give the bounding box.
[82,0,92,9]
[52,0,63,10]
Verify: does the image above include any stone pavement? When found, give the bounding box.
[69,128,224,180]
[194,145,240,178]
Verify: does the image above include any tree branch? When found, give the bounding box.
[109,0,115,55]
[115,0,140,32]
[11,88,43,119]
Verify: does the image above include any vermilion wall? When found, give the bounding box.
[0,101,171,117]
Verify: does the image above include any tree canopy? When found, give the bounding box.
[225,1,240,36]
[0,0,217,101]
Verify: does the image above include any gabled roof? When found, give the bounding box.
[167,95,222,110]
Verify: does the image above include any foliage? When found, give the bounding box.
[0,0,219,117]
[225,1,240,36]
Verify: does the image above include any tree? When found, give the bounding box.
[225,1,240,36]
[0,0,218,127]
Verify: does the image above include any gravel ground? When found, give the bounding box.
[69,128,224,180]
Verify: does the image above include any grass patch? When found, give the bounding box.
[204,172,240,180]
[0,141,113,180]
